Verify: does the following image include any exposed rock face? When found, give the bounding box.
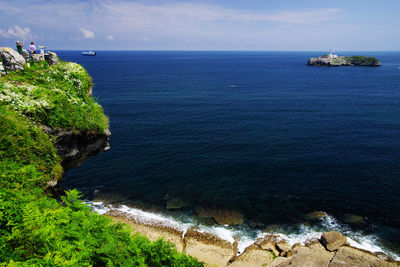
[41,125,111,169]
[329,246,399,267]
[308,56,351,66]
[0,47,25,71]
[256,235,280,256]
[44,51,60,65]
[277,241,335,267]
[31,53,44,63]
[276,240,292,256]
[195,206,244,225]
[320,231,349,252]
[229,244,274,267]
[22,50,29,61]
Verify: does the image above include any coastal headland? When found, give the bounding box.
[1,47,398,266]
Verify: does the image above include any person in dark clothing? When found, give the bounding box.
[16,41,24,54]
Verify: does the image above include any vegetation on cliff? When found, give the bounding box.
[0,61,108,132]
[0,62,202,266]
[346,56,381,66]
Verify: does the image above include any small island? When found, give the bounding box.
[308,50,381,66]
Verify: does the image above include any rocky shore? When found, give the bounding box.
[106,208,399,267]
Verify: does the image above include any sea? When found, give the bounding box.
[57,51,400,258]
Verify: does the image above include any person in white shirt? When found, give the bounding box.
[29,42,36,54]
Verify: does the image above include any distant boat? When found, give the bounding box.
[82,50,96,56]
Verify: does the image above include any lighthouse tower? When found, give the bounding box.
[328,49,338,59]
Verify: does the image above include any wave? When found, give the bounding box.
[86,201,399,260]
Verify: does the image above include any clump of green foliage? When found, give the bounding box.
[0,64,203,266]
[346,56,381,65]
[0,61,108,132]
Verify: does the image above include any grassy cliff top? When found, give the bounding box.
[0,61,203,266]
[0,61,108,132]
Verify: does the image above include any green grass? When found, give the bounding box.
[346,56,381,65]
[0,61,108,132]
[0,63,204,266]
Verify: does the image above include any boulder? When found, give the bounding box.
[229,244,274,267]
[256,235,280,257]
[342,213,365,224]
[271,242,334,267]
[30,53,45,63]
[44,51,60,65]
[305,211,328,220]
[276,240,292,256]
[320,231,348,251]
[0,47,25,71]
[194,206,244,225]
[22,50,29,61]
[329,246,399,267]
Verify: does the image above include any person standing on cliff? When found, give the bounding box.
[29,42,36,54]
[16,41,24,54]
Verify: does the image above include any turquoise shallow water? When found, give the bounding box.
[58,51,400,256]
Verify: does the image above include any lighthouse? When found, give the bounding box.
[328,49,338,59]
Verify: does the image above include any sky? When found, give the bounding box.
[0,0,399,51]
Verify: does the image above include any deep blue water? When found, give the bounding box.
[58,51,400,253]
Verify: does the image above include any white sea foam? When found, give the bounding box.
[86,201,399,260]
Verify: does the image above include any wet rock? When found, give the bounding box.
[320,231,348,252]
[342,213,365,224]
[166,197,190,210]
[264,224,282,233]
[329,246,398,267]
[229,244,274,267]
[194,206,244,225]
[0,47,25,71]
[305,211,328,220]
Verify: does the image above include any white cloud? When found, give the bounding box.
[107,34,114,41]
[79,28,94,39]
[0,25,33,40]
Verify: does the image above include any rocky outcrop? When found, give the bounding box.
[308,55,381,66]
[44,51,60,65]
[31,53,44,63]
[229,244,274,267]
[0,47,25,71]
[330,246,399,267]
[107,206,400,267]
[195,206,244,225]
[41,125,111,169]
[321,231,349,252]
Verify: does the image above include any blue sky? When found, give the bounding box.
[0,0,399,50]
